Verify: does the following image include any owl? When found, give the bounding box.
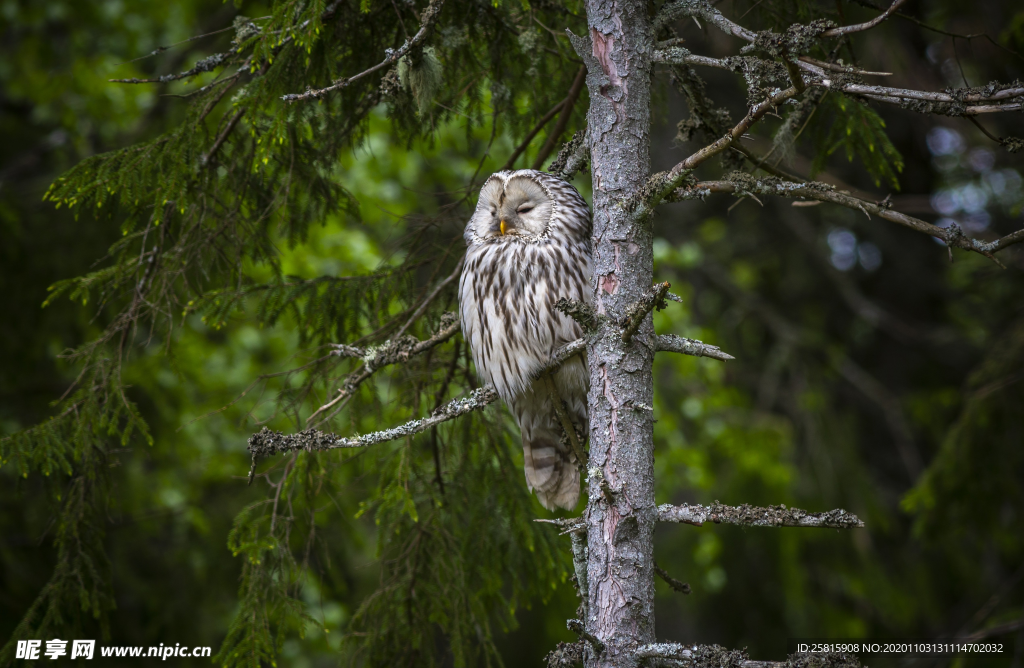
[459,169,593,510]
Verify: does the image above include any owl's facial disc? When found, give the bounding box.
[493,176,553,239]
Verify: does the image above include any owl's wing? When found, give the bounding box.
[510,354,588,511]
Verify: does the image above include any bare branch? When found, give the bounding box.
[817,72,1023,106]
[651,49,725,69]
[658,502,864,528]
[394,256,463,338]
[635,643,692,662]
[696,258,926,482]
[654,49,1024,115]
[635,87,799,217]
[501,100,566,171]
[634,645,775,668]
[962,618,1024,643]
[532,65,588,170]
[201,107,246,166]
[820,0,908,37]
[569,530,588,617]
[966,116,1024,154]
[548,129,589,181]
[677,1,757,42]
[983,227,1024,253]
[534,517,586,534]
[653,562,691,594]
[675,82,798,167]
[365,316,461,371]
[310,314,460,424]
[542,336,588,371]
[668,177,1024,259]
[111,51,231,84]
[248,385,498,481]
[797,56,891,76]
[806,73,1024,113]
[554,297,599,332]
[250,337,587,479]
[636,644,860,668]
[656,334,734,361]
[567,619,605,654]
[330,344,364,358]
[621,282,670,343]
[652,1,1024,117]
[281,0,443,102]
[636,644,780,668]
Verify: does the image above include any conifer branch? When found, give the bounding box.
[281,0,444,102]
[658,502,864,528]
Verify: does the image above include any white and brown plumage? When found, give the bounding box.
[459,170,593,510]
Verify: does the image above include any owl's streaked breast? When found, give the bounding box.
[460,240,589,402]
[459,172,592,403]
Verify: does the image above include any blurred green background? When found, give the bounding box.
[2,1,1023,666]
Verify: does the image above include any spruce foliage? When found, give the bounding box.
[2,0,1023,666]
[4,1,590,664]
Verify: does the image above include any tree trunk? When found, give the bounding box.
[578,3,655,666]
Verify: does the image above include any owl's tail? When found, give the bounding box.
[523,429,580,511]
[512,370,588,511]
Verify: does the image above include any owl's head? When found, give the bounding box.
[464,170,590,247]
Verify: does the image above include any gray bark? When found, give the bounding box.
[575,3,655,666]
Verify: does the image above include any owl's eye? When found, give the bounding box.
[517,205,534,214]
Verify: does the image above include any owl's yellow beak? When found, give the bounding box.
[499,220,507,235]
